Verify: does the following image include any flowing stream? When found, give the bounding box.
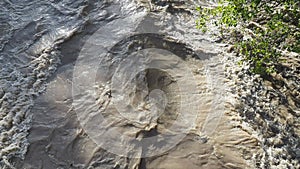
[0,0,299,169]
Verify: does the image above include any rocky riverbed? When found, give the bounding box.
[225,52,300,168]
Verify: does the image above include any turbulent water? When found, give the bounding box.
[0,0,299,169]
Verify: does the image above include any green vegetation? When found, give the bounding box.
[196,0,300,74]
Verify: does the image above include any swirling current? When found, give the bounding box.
[0,0,299,169]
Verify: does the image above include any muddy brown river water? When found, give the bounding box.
[0,0,299,169]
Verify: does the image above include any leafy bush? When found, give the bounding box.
[196,0,300,74]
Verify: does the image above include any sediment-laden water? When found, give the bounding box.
[0,0,299,169]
